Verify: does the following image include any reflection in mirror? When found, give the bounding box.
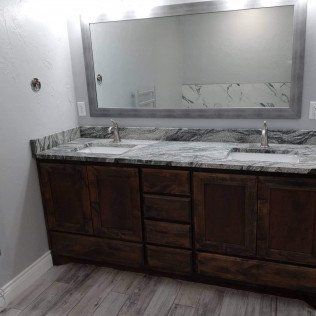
[90,6,294,110]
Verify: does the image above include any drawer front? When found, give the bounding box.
[145,220,191,248]
[51,232,143,268]
[142,169,190,195]
[147,245,192,274]
[143,195,191,223]
[197,252,316,292]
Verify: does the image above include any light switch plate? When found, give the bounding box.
[77,102,87,117]
[309,101,316,120]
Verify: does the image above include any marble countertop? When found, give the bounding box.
[35,137,316,174]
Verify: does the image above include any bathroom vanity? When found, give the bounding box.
[32,127,316,307]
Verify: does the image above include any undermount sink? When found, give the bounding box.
[77,143,136,155]
[227,148,300,164]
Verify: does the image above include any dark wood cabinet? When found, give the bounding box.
[37,161,316,306]
[197,252,316,293]
[87,166,142,242]
[142,169,190,195]
[39,163,93,234]
[143,195,191,223]
[145,220,191,248]
[258,177,316,266]
[51,232,143,268]
[146,245,192,275]
[194,173,257,256]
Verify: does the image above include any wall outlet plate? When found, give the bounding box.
[77,102,87,117]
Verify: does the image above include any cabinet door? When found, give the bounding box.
[39,163,93,234]
[87,166,142,242]
[194,173,257,256]
[258,177,316,266]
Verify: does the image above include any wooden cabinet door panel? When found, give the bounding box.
[258,177,316,265]
[194,173,257,256]
[39,163,93,234]
[87,166,142,241]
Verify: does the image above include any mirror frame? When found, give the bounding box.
[81,0,307,119]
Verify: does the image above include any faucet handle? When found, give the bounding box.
[260,120,269,148]
[110,119,118,127]
[260,121,268,132]
[108,119,116,133]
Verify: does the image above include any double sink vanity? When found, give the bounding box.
[76,142,301,164]
[31,125,316,307]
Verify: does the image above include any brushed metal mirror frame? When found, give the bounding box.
[81,0,307,119]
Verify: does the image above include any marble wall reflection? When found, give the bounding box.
[182,82,291,108]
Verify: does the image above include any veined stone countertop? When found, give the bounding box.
[35,137,316,175]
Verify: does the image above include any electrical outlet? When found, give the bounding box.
[77,101,87,117]
[309,101,316,120]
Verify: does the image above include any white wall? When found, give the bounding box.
[71,0,316,129]
[0,0,78,287]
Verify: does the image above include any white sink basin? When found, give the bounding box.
[227,149,300,164]
[77,143,136,155]
[78,146,132,155]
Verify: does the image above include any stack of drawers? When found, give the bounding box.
[141,169,192,275]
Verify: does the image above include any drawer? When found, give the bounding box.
[197,252,316,292]
[142,169,190,195]
[50,232,143,268]
[145,220,191,248]
[147,245,192,275]
[143,195,191,223]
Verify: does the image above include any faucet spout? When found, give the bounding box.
[108,119,121,143]
[260,121,269,148]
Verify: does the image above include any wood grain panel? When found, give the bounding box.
[142,169,190,195]
[87,166,142,242]
[51,231,143,268]
[258,177,316,266]
[39,163,93,234]
[197,252,316,293]
[146,245,192,275]
[145,220,191,248]
[194,173,257,256]
[143,195,191,223]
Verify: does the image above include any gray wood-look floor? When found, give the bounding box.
[1,263,315,316]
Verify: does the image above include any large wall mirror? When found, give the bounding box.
[81,0,307,118]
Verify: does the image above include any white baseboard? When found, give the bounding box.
[0,251,53,310]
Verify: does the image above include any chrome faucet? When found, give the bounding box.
[108,119,121,143]
[260,121,269,148]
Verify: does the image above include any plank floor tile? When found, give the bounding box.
[2,263,315,316]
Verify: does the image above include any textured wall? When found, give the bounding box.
[0,0,78,287]
[71,0,316,129]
